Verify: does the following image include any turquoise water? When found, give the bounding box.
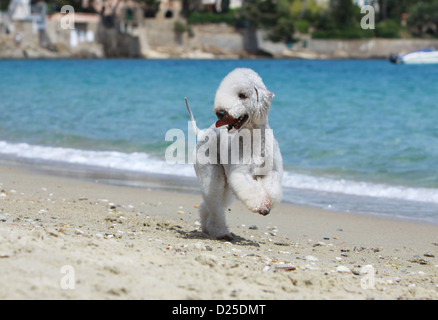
[1,59,438,222]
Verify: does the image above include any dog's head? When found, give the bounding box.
[213,68,274,131]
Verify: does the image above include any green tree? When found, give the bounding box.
[377,0,421,21]
[407,0,438,37]
[269,16,295,43]
[1,0,11,11]
[240,0,296,43]
[44,0,96,13]
[375,19,401,38]
[312,0,375,39]
[240,0,277,28]
[329,0,359,28]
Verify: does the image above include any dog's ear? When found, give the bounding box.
[254,86,274,104]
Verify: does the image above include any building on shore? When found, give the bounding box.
[46,12,100,49]
[4,0,48,47]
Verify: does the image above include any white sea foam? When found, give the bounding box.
[282,171,438,204]
[0,140,196,177]
[1,140,438,205]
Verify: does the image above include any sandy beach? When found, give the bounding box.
[0,164,437,300]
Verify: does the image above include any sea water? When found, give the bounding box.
[0,59,437,222]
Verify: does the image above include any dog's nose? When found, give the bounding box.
[216,110,226,120]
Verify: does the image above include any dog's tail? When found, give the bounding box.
[185,97,199,135]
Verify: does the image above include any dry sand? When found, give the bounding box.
[0,164,437,300]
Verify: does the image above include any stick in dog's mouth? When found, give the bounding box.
[216,114,249,131]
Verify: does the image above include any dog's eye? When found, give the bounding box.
[238,92,248,99]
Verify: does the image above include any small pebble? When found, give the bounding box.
[336,265,351,273]
[177,210,184,215]
[274,266,296,272]
[194,241,206,250]
[303,264,318,271]
[274,241,290,246]
[249,225,258,230]
[0,215,7,222]
[305,255,318,262]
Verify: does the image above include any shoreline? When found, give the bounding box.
[19,160,438,241]
[27,161,438,226]
[2,39,438,61]
[2,152,437,225]
[0,56,388,60]
[0,163,437,299]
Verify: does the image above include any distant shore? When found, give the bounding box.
[1,163,437,299]
[2,32,438,60]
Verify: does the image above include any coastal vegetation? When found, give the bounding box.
[3,0,437,43]
[185,0,438,42]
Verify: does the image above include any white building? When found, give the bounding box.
[7,0,46,32]
[8,0,31,21]
[201,0,243,11]
[353,0,379,8]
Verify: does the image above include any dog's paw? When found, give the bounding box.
[258,207,271,216]
[252,199,271,216]
[202,220,233,241]
[216,233,234,241]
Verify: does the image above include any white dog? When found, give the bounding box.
[188,68,283,240]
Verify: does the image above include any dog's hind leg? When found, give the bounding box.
[195,164,234,240]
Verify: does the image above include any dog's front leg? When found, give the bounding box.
[227,169,271,216]
[258,140,283,207]
[260,170,283,207]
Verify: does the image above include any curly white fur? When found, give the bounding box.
[192,68,283,240]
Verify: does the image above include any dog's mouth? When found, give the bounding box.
[215,114,249,131]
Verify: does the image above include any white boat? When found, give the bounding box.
[389,48,438,64]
